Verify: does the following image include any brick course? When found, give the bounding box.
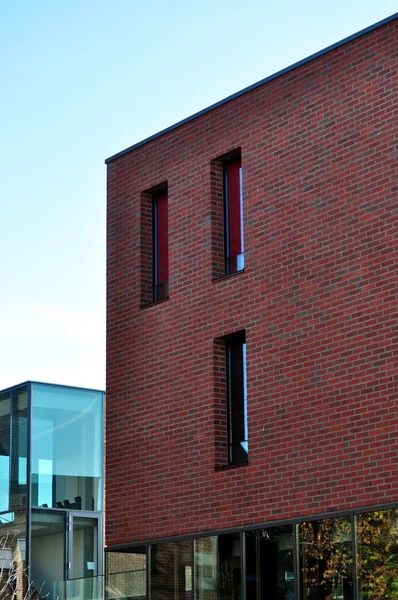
[106,18,398,547]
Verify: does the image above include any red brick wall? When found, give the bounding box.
[106,19,398,547]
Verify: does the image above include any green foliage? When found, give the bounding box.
[358,510,398,600]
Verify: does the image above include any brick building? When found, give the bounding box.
[105,14,398,600]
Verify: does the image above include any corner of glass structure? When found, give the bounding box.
[0,381,104,600]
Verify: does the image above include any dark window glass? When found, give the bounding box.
[10,387,28,511]
[224,157,244,275]
[150,540,192,600]
[195,533,241,600]
[357,508,398,600]
[218,533,241,600]
[245,526,295,600]
[226,333,248,464]
[153,191,169,302]
[299,517,353,600]
[0,392,11,512]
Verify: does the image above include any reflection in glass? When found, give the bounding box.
[10,387,28,511]
[150,540,192,600]
[195,537,217,600]
[357,508,398,600]
[106,548,146,599]
[31,384,103,511]
[194,534,241,600]
[218,533,241,600]
[71,517,98,579]
[31,509,66,600]
[299,517,353,600]
[66,575,104,600]
[0,509,27,599]
[0,392,11,512]
[245,525,294,600]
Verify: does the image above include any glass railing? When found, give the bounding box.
[67,575,104,600]
[106,569,146,599]
[41,575,104,600]
[34,569,146,600]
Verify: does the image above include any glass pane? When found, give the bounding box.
[106,548,146,599]
[0,392,11,512]
[0,509,27,599]
[227,337,248,464]
[357,508,398,600]
[246,525,295,600]
[150,540,192,600]
[67,575,104,600]
[299,517,353,600]
[218,533,241,600]
[195,537,217,600]
[30,509,66,600]
[195,534,241,600]
[72,517,98,580]
[31,384,103,511]
[107,549,146,575]
[10,387,28,511]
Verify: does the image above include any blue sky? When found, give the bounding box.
[0,0,396,391]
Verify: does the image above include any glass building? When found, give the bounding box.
[0,381,104,600]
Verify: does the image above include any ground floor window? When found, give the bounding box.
[105,506,398,600]
[246,525,294,600]
[299,516,353,600]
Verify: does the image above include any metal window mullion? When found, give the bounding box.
[191,539,195,600]
[26,383,32,586]
[147,544,151,600]
[352,513,359,600]
[294,523,301,600]
[241,531,246,600]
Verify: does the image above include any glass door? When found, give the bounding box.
[30,509,66,600]
[67,512,102,600]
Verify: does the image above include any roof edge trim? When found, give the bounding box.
[0,380,105,395]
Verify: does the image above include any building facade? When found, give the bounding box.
[105,14,398,600]
[0,381,104,600]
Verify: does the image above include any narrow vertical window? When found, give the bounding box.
[224,157,244,275]
[226,332,248,464]
[152,190,168,302]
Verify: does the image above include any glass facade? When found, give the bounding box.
[31,383,103,511]
[106,507,398,600]
[0,381,104,600]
